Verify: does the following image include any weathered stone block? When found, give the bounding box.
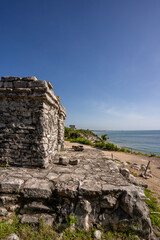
[56,180,78,198]
[72,145,84,151]
[0,195,18,206]
[21,215,39,224]
[79,180,101,196]
[22,76,37,81]
[69,158,80,165]
[22,201,52,213]
[0,207,8,216]
[1,76,21,81]
[46,172,59,181]
[120,168,130,178]
[47,82,53,89]
[22,178,54,198]
[28,80,48,88]
[39,214,55,226]
[13,81,27,88]
[94,230,102,240]
[0,177,24,193]
[21,214,54,226]
[100,195,117,208]
[8,204,20,212]
[7,233,19,240]
[4,82,13,88]
[59,156,69,165]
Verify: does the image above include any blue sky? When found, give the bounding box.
[0,0,160,130]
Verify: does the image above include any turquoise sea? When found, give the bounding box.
[94,130,160,156]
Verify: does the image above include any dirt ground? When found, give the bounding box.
[65,141,160,205]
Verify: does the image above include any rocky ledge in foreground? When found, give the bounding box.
[0,148,153,239]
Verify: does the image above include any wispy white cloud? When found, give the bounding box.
[92,100,144,118]
[89,99,160,130]
[104,107,144,120]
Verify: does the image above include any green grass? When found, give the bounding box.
[103,231,140,240]
[63,228,138,240]
[0,216,142,240]
[65,215,77,227]
[62,228,93,240]
[144,188,160,228]
[0,216,58,240]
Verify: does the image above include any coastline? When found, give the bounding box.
[108,141,160,157]
[94,130,160,156]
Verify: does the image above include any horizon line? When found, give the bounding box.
[91,129,160,131]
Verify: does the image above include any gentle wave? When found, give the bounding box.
[94,130,160,155]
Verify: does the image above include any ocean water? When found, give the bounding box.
[94,130,160,155]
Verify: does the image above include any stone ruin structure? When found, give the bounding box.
[0,76,66,168]
[0,76,155,239]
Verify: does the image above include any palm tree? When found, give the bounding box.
[100,134,108,143]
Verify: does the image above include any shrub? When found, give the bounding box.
[69,131,81,139]
[105,142,120,151]
[149,153,156,157]
[94,141,106,149]
[118,148,131,153]
[64,127,81,139]
[70,138,93,146]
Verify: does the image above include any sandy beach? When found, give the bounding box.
[65,141,160,206]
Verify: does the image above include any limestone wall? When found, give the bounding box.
[0,76,66,168]
[0,148,152,239]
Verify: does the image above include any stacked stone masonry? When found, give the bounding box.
[0,76,66,168]
[0,148,153,239]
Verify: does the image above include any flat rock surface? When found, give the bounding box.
[0,146,153,238]
[0,148,131,198]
